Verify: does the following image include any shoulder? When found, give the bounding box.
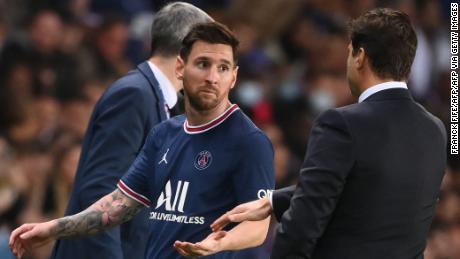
[413,102,447,142]
[156,115,186,133]
[96,69,156,109]
[229,111,273,152]
[145,115,186,144]
[314,107,352,130]
[105,69,151,98]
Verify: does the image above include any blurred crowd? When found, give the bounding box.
[0,0,456,258]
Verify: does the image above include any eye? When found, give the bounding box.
[218,64,230,73]
[196,60,209,69]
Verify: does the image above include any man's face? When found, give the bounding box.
[176,41,238,111]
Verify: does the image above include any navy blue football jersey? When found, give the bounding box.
[118,104,275,259]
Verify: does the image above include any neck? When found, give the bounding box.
[357,73,397,96]
[148,56,182,92]
[185,99,232,126]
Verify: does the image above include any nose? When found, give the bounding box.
[205,66,219,85]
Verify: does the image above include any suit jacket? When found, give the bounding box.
[52,62,168,259]
[271,88,447,259]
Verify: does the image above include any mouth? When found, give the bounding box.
[199,89,217,95]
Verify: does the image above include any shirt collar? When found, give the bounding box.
[147,61,177,108]
[183,104,239,135]
[358,81,408,103]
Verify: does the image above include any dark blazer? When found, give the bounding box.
[52,62,168,259]
[271,88,447,259]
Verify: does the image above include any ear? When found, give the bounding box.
[175,56,185,80]
[355,47,365,70]
[230,66,239,89]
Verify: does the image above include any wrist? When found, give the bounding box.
[263,198,273,215]
[47,219,61,238]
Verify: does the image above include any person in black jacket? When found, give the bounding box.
[212,8,447,259]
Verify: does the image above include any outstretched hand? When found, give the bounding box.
[9,221,55,258]
[211,198,272,232]
[174,231,227,257]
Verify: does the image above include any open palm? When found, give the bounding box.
[174,231,227,257]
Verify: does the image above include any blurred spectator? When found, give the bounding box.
[58,97,92,139]
[52,139,82,217]
[89,15,132,80]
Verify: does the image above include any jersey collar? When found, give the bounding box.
[184,104,239,134]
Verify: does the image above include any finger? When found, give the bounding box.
[12,238,22,257]
[227,212,249,223]
[175,242,202,257]
[10,224,33,245]
[211,214,233,231]
[174,243,191,257]
[16,242,24,259]
[211,216,228,231]
[17,239,27,258]
[193,243,211,253]
[211,204,250,230]
[19,247,24,259]
[183,242,203,255]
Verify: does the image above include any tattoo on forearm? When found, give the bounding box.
[53,190,143,238]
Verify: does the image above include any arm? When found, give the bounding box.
[211,198,272,231]
[271,109,355,259]
[9,189,143,258]
[175,217,270,257]
[210,185,295,231]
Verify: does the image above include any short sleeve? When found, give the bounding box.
[118,128,158,207]
[232,131,275,203]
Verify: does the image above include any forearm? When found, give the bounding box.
[221,217,270,250]
[50,189,142,239]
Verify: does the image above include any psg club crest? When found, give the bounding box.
[194,150,212,171]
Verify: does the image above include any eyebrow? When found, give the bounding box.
[194,56,233,66]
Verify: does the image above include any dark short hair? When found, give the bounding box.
[348,8,417,81]
[179,22,239,65]
[150,2,212,57]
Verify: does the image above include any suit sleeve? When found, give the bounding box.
[74,85,151,258]
[272,185,296,222]
[271,109,355,259]
[232,132,275,203]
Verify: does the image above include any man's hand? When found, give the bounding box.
[211,198,272,231]
[9,189,143,258]
[174,231,227,257]
[9,221,56,258]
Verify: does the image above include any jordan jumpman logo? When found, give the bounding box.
[158,148,170,165]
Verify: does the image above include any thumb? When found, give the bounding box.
[19,227,38,240]
[227,213,248,223]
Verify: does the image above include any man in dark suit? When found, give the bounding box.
[212,8,446,259]
[51,3,212,259]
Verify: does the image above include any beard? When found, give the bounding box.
[184,86,221,111]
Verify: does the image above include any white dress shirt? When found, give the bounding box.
[147,61,178,112]
[358,81,408,103]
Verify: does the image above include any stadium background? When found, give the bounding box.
[0,0,456,258]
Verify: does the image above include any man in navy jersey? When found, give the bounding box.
[9,22,275,259]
